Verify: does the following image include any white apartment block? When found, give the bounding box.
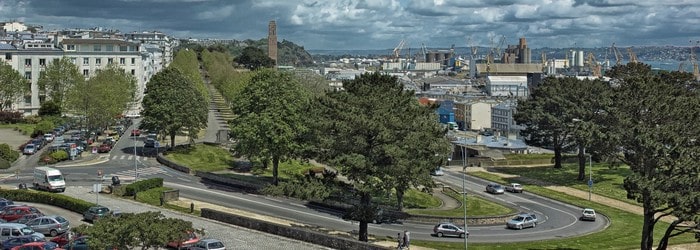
[486,76,529,97]
[0,34,171,116]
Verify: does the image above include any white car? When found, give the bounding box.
[430,167,444,176]
[505,183,524,193]
[581,208,596,221]
[188,238,226,250]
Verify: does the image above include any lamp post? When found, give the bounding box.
[461,144,468,250]
[134,135,138,180]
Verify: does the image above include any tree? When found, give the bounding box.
[312,72,448,241]
[140,67,207,148]
[76,211,194,250]
[234,46,275,70]
[38,100,62,117]
[37,57,84,110]
[605,64,700,250]
[0,62,28,110]
[65,64,136,130]
[514,77,583,169]
[229,69,311,186]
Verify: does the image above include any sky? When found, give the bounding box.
[1,0,699,50]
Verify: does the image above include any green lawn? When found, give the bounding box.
[413,171,698,250]
[163,144,234,172]
[0,123,35,136]
[490,164,635,205]
[407,190,516,217]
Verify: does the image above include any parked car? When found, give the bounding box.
[22,144,36,155]
[49,231,78,247]
[144,138,157,148]
[433,222,468,238]
[1,234,44,250]
[130,129,141,136]
[188,238,225,250]
[43,134,54,143]
[60,236,88,250]
[96,144,111,153]
[0,206,43,222]
[9,241,59,250]
[167,231,199,250]
[13,214,42,225]
[82,206,110,222]
[0,223,44,242]
[25,215,70,237]
[504,183,524,193]
[486,183,505,194]
[581,208,597,221]
[506,213,538,230]
[31,139,44,150]
[0,198,15,210]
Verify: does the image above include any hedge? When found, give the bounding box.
[0,189,95,213]
[124,178,163,196]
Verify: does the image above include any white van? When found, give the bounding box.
[33,167,66,192]
[0,223,45,241]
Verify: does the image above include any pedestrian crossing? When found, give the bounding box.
[109,155,148,161]
[112,166,167,178]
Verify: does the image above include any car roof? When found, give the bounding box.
[200,239,222,243]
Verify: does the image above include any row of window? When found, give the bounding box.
[22,57,137,67]
[65,44,134,52]
[24,67,136,79]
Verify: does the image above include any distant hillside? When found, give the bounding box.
[183,38,315,67]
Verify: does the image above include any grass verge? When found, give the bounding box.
[134,187,201,216]
[164,144,233,172]
[407,190,515,217]
[409,171,697,250]
[0,123,34,136]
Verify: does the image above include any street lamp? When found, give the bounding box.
[461,144,468,250]
[134,134,138,180]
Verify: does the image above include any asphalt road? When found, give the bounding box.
[4,125,609,244]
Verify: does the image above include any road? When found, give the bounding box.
[4,123,609,244]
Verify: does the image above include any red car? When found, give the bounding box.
[0,205,43,222]
[166,231,199,250]
[97,143,111,153]
[10,241,59,250]
[130,129,141,136]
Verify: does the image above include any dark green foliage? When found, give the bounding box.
[0,111,23,123]
[32,120,55,137]
[234,46,275,70]
[0,189,94,213]
[124,178,164,196]
[0,62,28,110]
[49,150,68,161]
[0,158,9,169]
[80,211,193,250]
[38,100,62,116]
[0,143,19,163]
[37,57,84,110]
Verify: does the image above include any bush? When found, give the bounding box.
[0,189,94,213]
[50,150,68,162]
[124,178,164,196]
[33,120,55,137]
[0,158,10,169]
[0,143,19,163]
[0,111,23,124]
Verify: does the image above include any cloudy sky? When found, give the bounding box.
[1,0,698,50]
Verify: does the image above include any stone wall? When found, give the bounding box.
[201,208,390,250]
[193,171,264,193]
[156,154,191,174]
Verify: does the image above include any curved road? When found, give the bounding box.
[7,128,609,243]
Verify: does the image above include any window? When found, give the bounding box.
[119,58,125,65]
[5,53,10,60]
[83,69,89,77]
[119,46,128,51]
[24,59,31,66]
[83,58,89,65]
[96,58,101,65]
[93,45,101,52]
[106,45,114,51]
[131,58,136,65]
[24,72,31,79]
[39,58,46,66]
[108,58,113,64]
[66,44,76,51]
[24,96,31,105]
[131,69,135,75]
[1,228,8,236]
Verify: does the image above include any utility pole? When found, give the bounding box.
[462,145,468,250]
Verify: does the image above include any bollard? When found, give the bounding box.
[190,202,195,213]
[133,193,137,200]
[160,197,164,206]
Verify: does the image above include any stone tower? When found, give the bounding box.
[268,20,277,65]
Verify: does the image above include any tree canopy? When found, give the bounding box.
[229,69,311,186]
[0,62,28,110]
[37,57,84,110]
[234,46,275,70]
[312,72,450,241]
[140,67,207,148]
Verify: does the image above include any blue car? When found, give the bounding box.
[1,235,44,250]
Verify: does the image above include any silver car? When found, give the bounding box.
[433,222,468,238]
[25,215,70,237]
[189,238,226,250]
[486,183,505,194]
[505,183,524,193]
[506,213,538,229]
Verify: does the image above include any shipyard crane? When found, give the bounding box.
[421,43,428,62]
[627,47,639,63]
[392,39,406,62]
[611,43,624,66]
[586,52,602,77]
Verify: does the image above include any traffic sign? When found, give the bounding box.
[588,179,594,187]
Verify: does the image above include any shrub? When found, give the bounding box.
[0,143,19,163]
[50,150,68,162]
[0,158,10,169]
[0,111,23,124]
[33,120,55,137]
[23,115,41,124]
[0,189,94,213]
[124,178,164,196]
